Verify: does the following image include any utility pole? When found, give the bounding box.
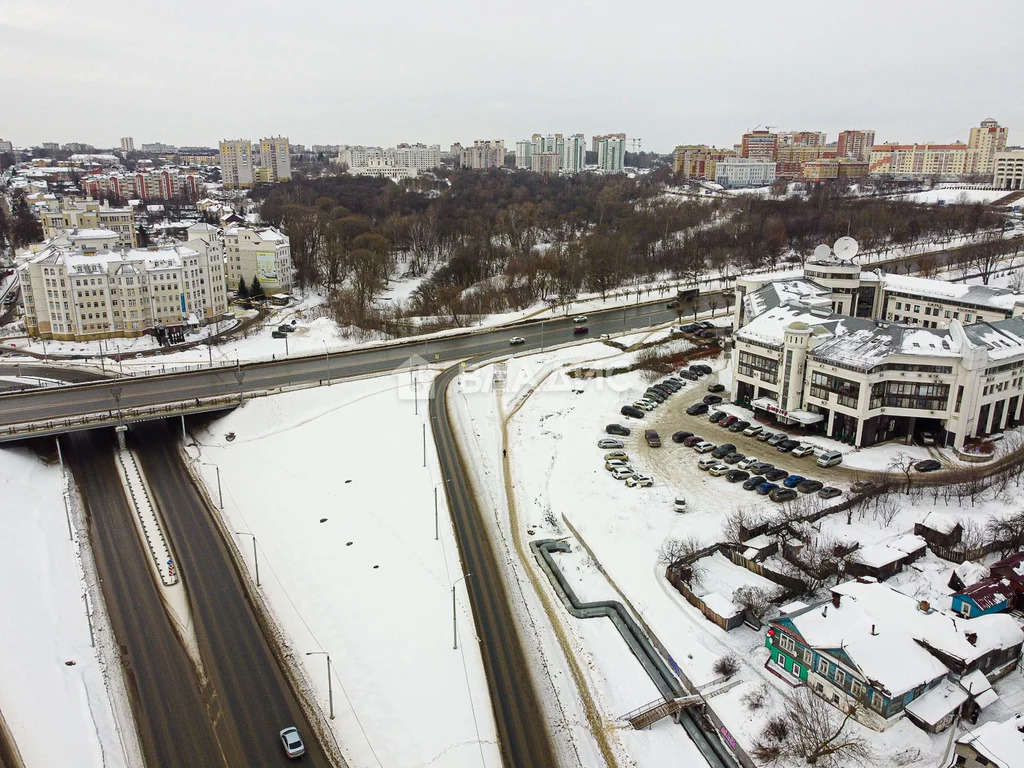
[305,651,334,720]
[452,573,472,649]
[235,531,259,586]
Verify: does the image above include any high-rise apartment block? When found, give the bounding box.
[966,118,1008,176]
[389,144,441,171]
[120,137,135,152]
[219,139,254,189]
[82,169,202,201]
[869,143,967,177]
[741,130,779,161]
[778,131,827,148]
[459,140,505,170]
[837,130,876,161]
[595,134,626,172]
[0,139,12,153]
[561,134,586,173]
[515,140,533,169]
[258,136,291,183]
[530,153,561,175]
[672,145,737,180]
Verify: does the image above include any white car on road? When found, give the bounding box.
[509,336,526,345]
[573,315,588,322]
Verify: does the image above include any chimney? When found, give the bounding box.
[871,624,878,636]
[965,632,978,646]
[919,600,930,613]
[832,592,841,609]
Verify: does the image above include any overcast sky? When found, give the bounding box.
[3,0,1023,153]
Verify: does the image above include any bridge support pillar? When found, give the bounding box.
[115,425,128,450]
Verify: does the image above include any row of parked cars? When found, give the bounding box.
[676,321,717,340]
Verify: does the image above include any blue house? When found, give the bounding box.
[951,578,1013,618]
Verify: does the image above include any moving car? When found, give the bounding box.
[597,438,624,449]
[711,443,736,459]
[729,420,751,433]
[672,431,693,444]
[277,324,296,333]
[645,430,662,447]
[796,479,824,494]
[914,459,942,472]
[708,463,730,477]
[697,457,718,470]
[816,450,843,468]
[573,326,589,335]
[742,475,766,491]
[280,727,305,759]
[726,469,750,483]
[621,405,645,419]
[694,441,717,454]
[790,445,815,458]
[686,403,709,416]
[509,336,526,345]
[755,482,780,495]
[603,451,628,461]
[703,394,724,405]
[764,468,789,482]
[782,474,806,488]
[626,473,654,488]
[818,486,843,499]
[769,488,798,503]
[707,383,726,393]
[851,480,878,494]
[743,424,763,437]
[606,424,631,436]
[573,315,588,322]
[682,434,704,447]
[777,439,800,453]
[673,496,688,512]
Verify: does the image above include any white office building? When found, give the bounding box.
[347,156,419,181]
[714,157,777,188]
[222,226,293,294]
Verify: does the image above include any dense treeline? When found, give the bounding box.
[254,171,1009,331]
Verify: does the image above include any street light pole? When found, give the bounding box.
[324,343,331,386]
[305,651,334,719]
[235,531,259,586]
[234,363,244,403]
[452,572,472,650]
[202,462,223,508]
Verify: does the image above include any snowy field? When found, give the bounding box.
[898,187,1011,206]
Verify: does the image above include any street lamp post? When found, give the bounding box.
[110,385,123,424]
[234,363,244,403]
[305,651,334,720]
[452,572,472,650]
[324,343,331,386]
[235,531,259,586]
[202,462,223,508]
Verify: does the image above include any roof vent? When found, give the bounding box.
[918,600,930,613]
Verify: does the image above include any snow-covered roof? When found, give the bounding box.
[991,552,1024,586]
[735,304,838,347]
[959,669,999,709]
[852,544,906,569]
[883,272,1024,313]
[957,714,1024,768]
[744,279,832,321]
[958,578,1014,611]
[67,228,118,239]
[809,322,961,370]
[905,678,968,726]
[954,560,991,588]
[963,318,1024,361]
[917,511,961,535]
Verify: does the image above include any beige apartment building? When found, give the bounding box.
[459,140,505,170]
[40,199,137,248]
[993,150,1024,191]
[868,143,967,178]
[219,139,254,189]
[966,118,1008,175]
[222,226,293,294]
[672,145,737,179]
[258,136,291,183]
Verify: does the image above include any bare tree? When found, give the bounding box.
[657,535,706,577]
[987,510,1024,558]
[733,585,775,622]
[886,452,915,492]
[754,688,873,767]
[722,508,757,544]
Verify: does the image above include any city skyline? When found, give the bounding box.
[2,0,1023,152]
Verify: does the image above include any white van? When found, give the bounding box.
[816,450,843,468]
[673,496,688,512]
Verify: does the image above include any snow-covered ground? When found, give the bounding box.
[898,187,1011,206]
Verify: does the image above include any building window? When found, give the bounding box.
[817,658,829,676]
[834,668,845,687]
[802,649,813,666]
[792,664,802,679]
[779,634,795,653]
[851,680,864,700]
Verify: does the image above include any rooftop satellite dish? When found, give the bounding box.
[813,244,832,261]
[834,236,859,261]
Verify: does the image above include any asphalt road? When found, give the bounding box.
[430,365,557,767]
[131,422,330,767]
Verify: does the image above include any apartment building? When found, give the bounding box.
[561,134,586,174]
[258,136,291,183]
[801,158,869,181]
[82,169,201,201]
[219,139,254,189]
[993,150,1024,191]
[40,199,137,248]
[0,139,13,153]
[120,137,135,152]
[595,134,625,172]
[868,143,967,178]
[337,146,383,168]
[222,226,293,293]
[390,143,441,171]
[741,130,778,161]
[778,131,826,147]
[515,140,533,169]
[459,140,505,170]
[140,142,176,153]
[966,118,1008,176]
[837,130,876,161]
[776,145,832,178]
[714,157,777,188]
[530,152,561,175]
[730,260,1024,448]
[19,223,228,341]
[672,145,737,179]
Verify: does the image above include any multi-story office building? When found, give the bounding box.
[714,157,777,188]
[868,143,967,178]
[459,140,505,170]
[120,137,135,152]
[993,150,1024,191]
[219,139,254,189]
[258,136,291,183]
[837,130,876,161]
[966,119,1008,176]
[40,199,137,248]
[730,259,1024,448]
[19,222,228,341]
[222,226,293,294]
[672,145,737,179]
[595,134,625,172]
[561,134,586,174]
[346,156,418,181]
[741,130,778,161]
[530,152,561,175]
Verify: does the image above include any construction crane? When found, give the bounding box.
[628,137,642,152]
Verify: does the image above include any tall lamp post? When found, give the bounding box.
[234,531,259,586]
[452,572,472,650]
[305,651,334,720]
[110,385,123,424]
[234,363,245,403]
[201,462,223,508]
[323,342,331,386]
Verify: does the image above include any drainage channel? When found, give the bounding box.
[531,538,736,768]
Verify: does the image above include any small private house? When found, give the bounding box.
[765,578,1024,732]
[954,713,1024,768]
[952,579,1014,618]
[845,535,927,581]
[990,552,1024,610]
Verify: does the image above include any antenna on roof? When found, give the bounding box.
[813,244,832,261]
[833,237,859,262]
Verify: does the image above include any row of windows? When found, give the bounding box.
[738,351,779,384]
[809,371,860,407]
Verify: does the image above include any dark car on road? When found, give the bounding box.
[777,439,800,452]
[769,488,798,503]
[914,459,942,472]
[723,452,745,464]
[728,420,751,433]
[764,468,789,482]
[672,431,693,444]
[756,482,780,496]
[711,443,736,459]
[707,383,725,393]
[726,469,750,483]
[683,435,704,447]
[606,424,630,436]
[621,405,645,419]
[703,394,724,406]
[797,479,824,494]
[688,366,706,377]
[818,486,843,499]
[645,430,662,448]
[686,403,709,416]
[709,410,728,423]
[742,475,766,491]
[573,326,589,335]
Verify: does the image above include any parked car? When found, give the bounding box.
[816,450,844,468]
[606,424,631,436]
[682,434,704,447]
[603,451,628,461]
[782,474,806,488]
[698,322,714,331]
[597,438,624,449]
[573,326,589,335]
[634,401,655,411]
[797,479,824,494]
[742,475,766,491]
[765,468,789,482]
[707,383,726,393]
[726,469,750,483]
[272,330,288,339]
[626,473,654,488]
[743,424,763,437]
[509,336,526,345]
[766,433,786,447]
[751,461,775,474]
[277,324,296,333]
[673,496,688,512]
[688,366,706,377]
[708,463,730,477]
[686,403,709,415]
[729,420,751,433]
[919,431,936,446]
[573,315,588,322]
[818,486,843,499]
[777,439,801,453]
[703,394,724,405]
[645,430,662,448]
[694,441,717,454]
[709,410,728,423]
[611,466,635,480]
[711,443,736,459]
[695,329,715,339]
[790,445,815,458]
[621,405,645,419]
[678,370,698,381]
[756,482,780,496]
[723,452,745,464]
[645,390,666,403]
[851,480,878,494]
[604,460,629,471]
[672,431,693,444]
[720,415,739,429]
[697,457,718,471]
[915,459,942,472]
[757,431,775,442]
[769,487,798,503]
[280,727,305,759]
[737,456,760,471]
